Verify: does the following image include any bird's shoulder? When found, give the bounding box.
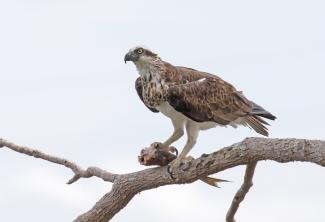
[161,62,203,83]
[162,61,230,85]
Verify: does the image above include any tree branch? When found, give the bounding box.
[0,138,117,184]
[226,161,257,222]
[1,137,325,222]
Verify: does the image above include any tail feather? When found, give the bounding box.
[200,176,230,188]
[245,115,269,136]
[243,101,276,136]
[250,101,276,120]
[254,115,270,126]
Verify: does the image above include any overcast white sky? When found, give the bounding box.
[0,0,324,221]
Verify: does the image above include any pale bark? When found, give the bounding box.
[1,137,325,222]
[226,161,257,222]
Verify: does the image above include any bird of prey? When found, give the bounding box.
[125,46,276,165]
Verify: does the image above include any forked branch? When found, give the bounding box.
[1,137,325,222]
[0,138,117,184]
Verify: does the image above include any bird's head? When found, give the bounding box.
[124,46,159,65]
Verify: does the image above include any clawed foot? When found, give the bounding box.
[151,142,178,156]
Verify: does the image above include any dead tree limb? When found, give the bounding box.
[226,161,257,222]
[0,138,117,184]
[1,137,325,222]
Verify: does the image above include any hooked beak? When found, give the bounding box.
[124,51,135,64]
[124,52,131,64]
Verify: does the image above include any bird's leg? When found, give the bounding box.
[162,128,184,147]
[172,138,197,167]
[162,119,185,148]
[172,121,199,167]
[178,138,196,159]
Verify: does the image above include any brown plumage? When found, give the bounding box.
[135,78,159,113]
[126,46,276,163]
[135,61,275,136]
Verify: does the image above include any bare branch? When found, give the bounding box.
[74,138,325,222]
[226,161,257,222]
[2,137,325,222]
[0,138,117,184]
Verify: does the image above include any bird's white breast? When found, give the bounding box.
[157,102,220,130]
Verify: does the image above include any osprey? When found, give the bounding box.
[125,46,276,165]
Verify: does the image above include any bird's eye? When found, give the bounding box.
[137,48,144,54]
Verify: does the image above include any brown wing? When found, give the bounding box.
[167,76,252,125]
[164,63,276,136]
[135,77,159,113]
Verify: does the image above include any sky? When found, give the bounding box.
[0,0,324,221]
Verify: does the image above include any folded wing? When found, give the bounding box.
[167,76,251,124]
[167,75,275,136]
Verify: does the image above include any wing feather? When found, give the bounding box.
[167,76,252,125]
[165,66,276,136]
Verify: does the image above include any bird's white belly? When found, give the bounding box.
[156,102,220,130]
